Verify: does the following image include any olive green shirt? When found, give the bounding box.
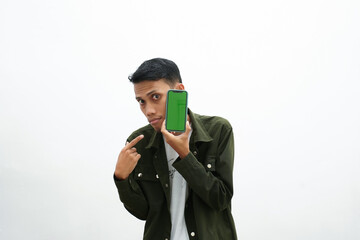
[114,109,237,240]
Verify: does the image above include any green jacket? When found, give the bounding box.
[114,110,237,240]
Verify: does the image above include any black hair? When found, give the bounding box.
[128,58,182,86]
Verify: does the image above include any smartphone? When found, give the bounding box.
[165,90,188,132]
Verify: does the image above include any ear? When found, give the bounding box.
[175,83,185,90]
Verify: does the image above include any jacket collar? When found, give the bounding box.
[188,109,213,144]
[145,128,162,149]
[145,108,213,149]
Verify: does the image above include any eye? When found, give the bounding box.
[152,94,160,100]
[138,99,145,105]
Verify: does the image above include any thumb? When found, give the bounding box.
[186,121,191,131]
[183,121,191,135]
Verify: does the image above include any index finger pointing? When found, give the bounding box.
[126,134,144,149]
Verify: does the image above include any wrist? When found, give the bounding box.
[179,150,190,159]
[114,171,128,180]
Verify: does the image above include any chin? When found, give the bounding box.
[151,126,161,132]
[151,122,163,132]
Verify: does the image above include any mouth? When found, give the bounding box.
[149,117,162,126]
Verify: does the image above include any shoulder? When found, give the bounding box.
[194,112,232,132]
[126,124,156,149]
[128,124,154,140]
[191,112,234,153]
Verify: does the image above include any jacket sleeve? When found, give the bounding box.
[114,173,149,220]
[173,125,235,211]
[114,135,150,220]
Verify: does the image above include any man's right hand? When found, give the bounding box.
[114,135,144,180]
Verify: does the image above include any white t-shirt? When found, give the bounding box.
[163,130,192,240]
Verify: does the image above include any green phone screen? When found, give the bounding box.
[166,90,188,132]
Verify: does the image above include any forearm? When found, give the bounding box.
[173,152,234,211]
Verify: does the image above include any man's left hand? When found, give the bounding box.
[161,120,191,159]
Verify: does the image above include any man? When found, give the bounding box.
[114,58,237,240]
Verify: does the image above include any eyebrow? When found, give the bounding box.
[135,90,158,101]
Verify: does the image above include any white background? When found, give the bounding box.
[1,0,359,239]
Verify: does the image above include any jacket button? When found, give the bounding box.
[156,174,159,179]
[191,232,195,237]
[137,173,142,178]
[165,183,169,188]
[207,164,212,169]
[193,151,197,155]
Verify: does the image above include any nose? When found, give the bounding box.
[145,104,156,117]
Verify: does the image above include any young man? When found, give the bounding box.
[114,58,237,240]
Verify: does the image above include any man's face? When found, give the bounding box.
[134,79,184,132]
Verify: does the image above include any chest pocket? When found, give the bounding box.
[134,165,159,182]
[134,165,165,209]
[203,157,216,172]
